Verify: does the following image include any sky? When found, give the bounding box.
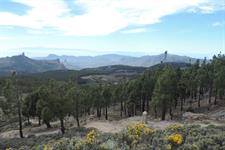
[0,0,224,58]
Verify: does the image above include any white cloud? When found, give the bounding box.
[121,28,147,34]
[0,36,12,40]
[0,0,223,36]
[212,21,225,27]
[199,5,215,13]
[27,29,55,35]
[187,0,225,14]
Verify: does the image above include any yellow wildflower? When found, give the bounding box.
[143,127,154,135]
[127,122,154,146]
[85,129,97,144]
[168,133,183,145]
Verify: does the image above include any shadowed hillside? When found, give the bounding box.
[0,54,66,76]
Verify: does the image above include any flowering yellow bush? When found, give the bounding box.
[5,148,12,150]
[74,129,98,149]
[143,126,154,135]
[127,123,154,146]
[85,129,97,144]
[167,133,183,145]
[128,123,153,137]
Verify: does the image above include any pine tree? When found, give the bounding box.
[152,66,177,120]
[101,86,112,120]
[3,72,24,138]
[67,85,84,127]
[36,85,54,128]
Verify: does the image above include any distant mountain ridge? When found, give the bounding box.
[35,53,200,70]
[0,53,201,76]
[0,54,66,76]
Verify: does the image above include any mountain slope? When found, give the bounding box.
[0,54,66,76]
[36,53,199,70]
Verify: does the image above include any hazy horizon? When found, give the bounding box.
[0,48,220,59]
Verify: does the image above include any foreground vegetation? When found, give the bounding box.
[2,124,225,150]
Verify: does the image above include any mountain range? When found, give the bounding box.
[35,53,200,70]
[0,53,201,76]
[0,53,66,76]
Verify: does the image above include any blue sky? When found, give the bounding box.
[0,0,224,58]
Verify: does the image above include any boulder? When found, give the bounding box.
[142,111,148,124]
[89,115,95,120]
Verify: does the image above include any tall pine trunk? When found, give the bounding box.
[76,115,80,127]
[87,108,91,115]
[100,108,102,117]
[142,96,146,112]
[169,106,173,120]
[161,109,166,120]
[180,98,183,112]
[194,89,197,100]
[134,104,137,116]
[18,100,24,138]
[198,87,201,107]
[161,105,166,121]
[146,98,150,112]
[174,98,178,109]
[97,108,101,119]
[120,100,123,118]
[38,116,41,126]
[60,118,65,134]
[154,106,157,118]
[124,102,127,117]
[27,116,30,125]
[76,101,80,127]
[209,86,212,104]
[105,106,108,120]
[214,88,217,105]
[15,77,23,138]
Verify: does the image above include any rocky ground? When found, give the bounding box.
[1,106,224,139]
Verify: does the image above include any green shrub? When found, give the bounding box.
[15,124,225,150]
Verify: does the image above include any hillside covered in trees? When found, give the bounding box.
[0,53,225,150]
